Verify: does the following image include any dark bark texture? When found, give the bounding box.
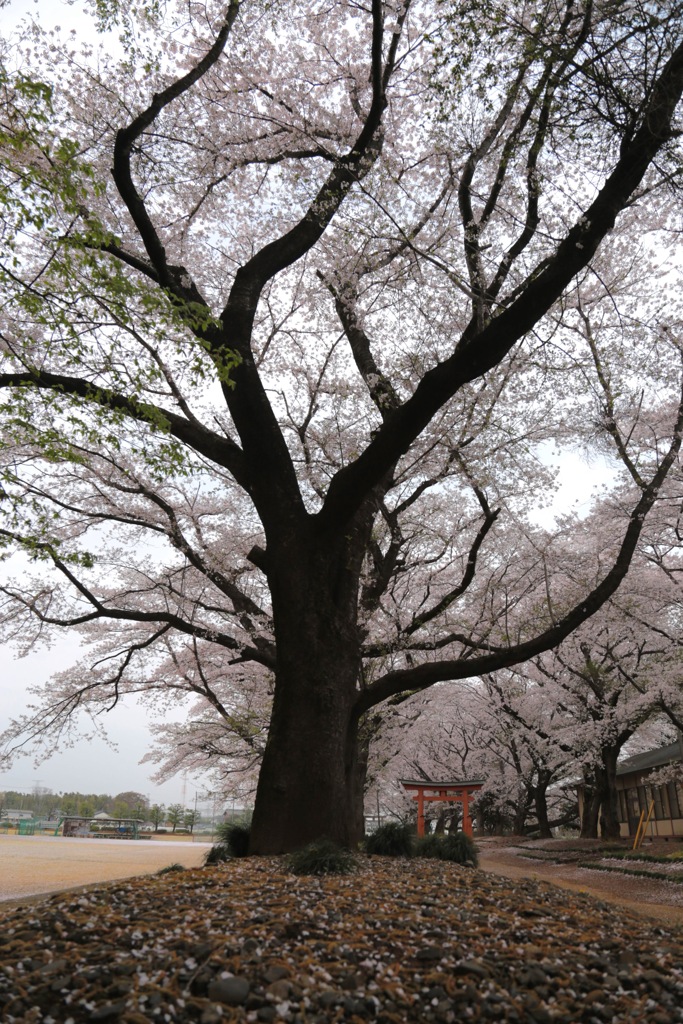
[249,531,367,853]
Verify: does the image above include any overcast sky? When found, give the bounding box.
[1,642,196,806]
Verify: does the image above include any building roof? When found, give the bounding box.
[617,740,683,777]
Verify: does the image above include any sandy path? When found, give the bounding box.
[0,834,210,906]
[478,845,683,928]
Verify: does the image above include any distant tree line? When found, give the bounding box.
[0,788,200,832]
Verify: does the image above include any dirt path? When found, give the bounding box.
[0,834,210,909]
[478,841,683,928]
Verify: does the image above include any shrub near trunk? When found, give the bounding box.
[220,822,251,857]
[438,832,479,866]
[413,834,444,859]
[287,838,357,876]
[365,821,414,857]
[415,832,479,867]
[203,822,252,865]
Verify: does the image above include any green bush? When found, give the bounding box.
[438,831,479,866]
[609,850,675,864]
[204,841,232,866]
[365,821,414,857]
[577,860,683,884]
[414,831,479,867]
[203,822,251,866]
[215,822,251,857]
[157,862,185,875]
[413,833,444,859]
[287,838,357,876]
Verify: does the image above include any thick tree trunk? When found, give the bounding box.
[249,676,362,852]
[512,787,533,835]
[533,773,553,839]
[523,805,578,834]
[434,807,461,834]
[599,747,622,839]
[249,535,367,854]
[580,775,601,838]
[352,726,372,840]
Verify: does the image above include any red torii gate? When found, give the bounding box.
[401,779,483,837]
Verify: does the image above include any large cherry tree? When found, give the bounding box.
[2,0,683,851]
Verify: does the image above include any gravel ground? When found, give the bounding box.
[1,855,682,1023]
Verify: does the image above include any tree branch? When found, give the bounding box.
[317,41,683,534]
[353,387,683,713]
[0,369,249,486]
[112,1,241,295]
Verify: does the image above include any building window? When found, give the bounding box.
[627,787,640,823]
[666,782,680,819]
[653,785,666,820]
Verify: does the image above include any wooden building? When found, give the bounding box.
[614,741,683,839]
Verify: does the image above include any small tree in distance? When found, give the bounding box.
[183,808,199,834]
[1,0,683,852]
[166,804,185,834]
[149,804,165,833]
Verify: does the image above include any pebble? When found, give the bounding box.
[207,974,250,1003]
[0,857,682,1022]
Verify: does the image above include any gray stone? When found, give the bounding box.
[519,966,549,987]
[452,960,491,980]
[267,978,292,1000]
[39,959,69,976]
[340,971,363,990]
[318,990,342,1008]
[343,996,370,1016]
[263,964,291,983]
[200,1009,223,1024]
[207,975,251,1005]
[89,1001,128,1021]
[257,1008,277,1022]
[416,946,444,961]
[618,949,637,965]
